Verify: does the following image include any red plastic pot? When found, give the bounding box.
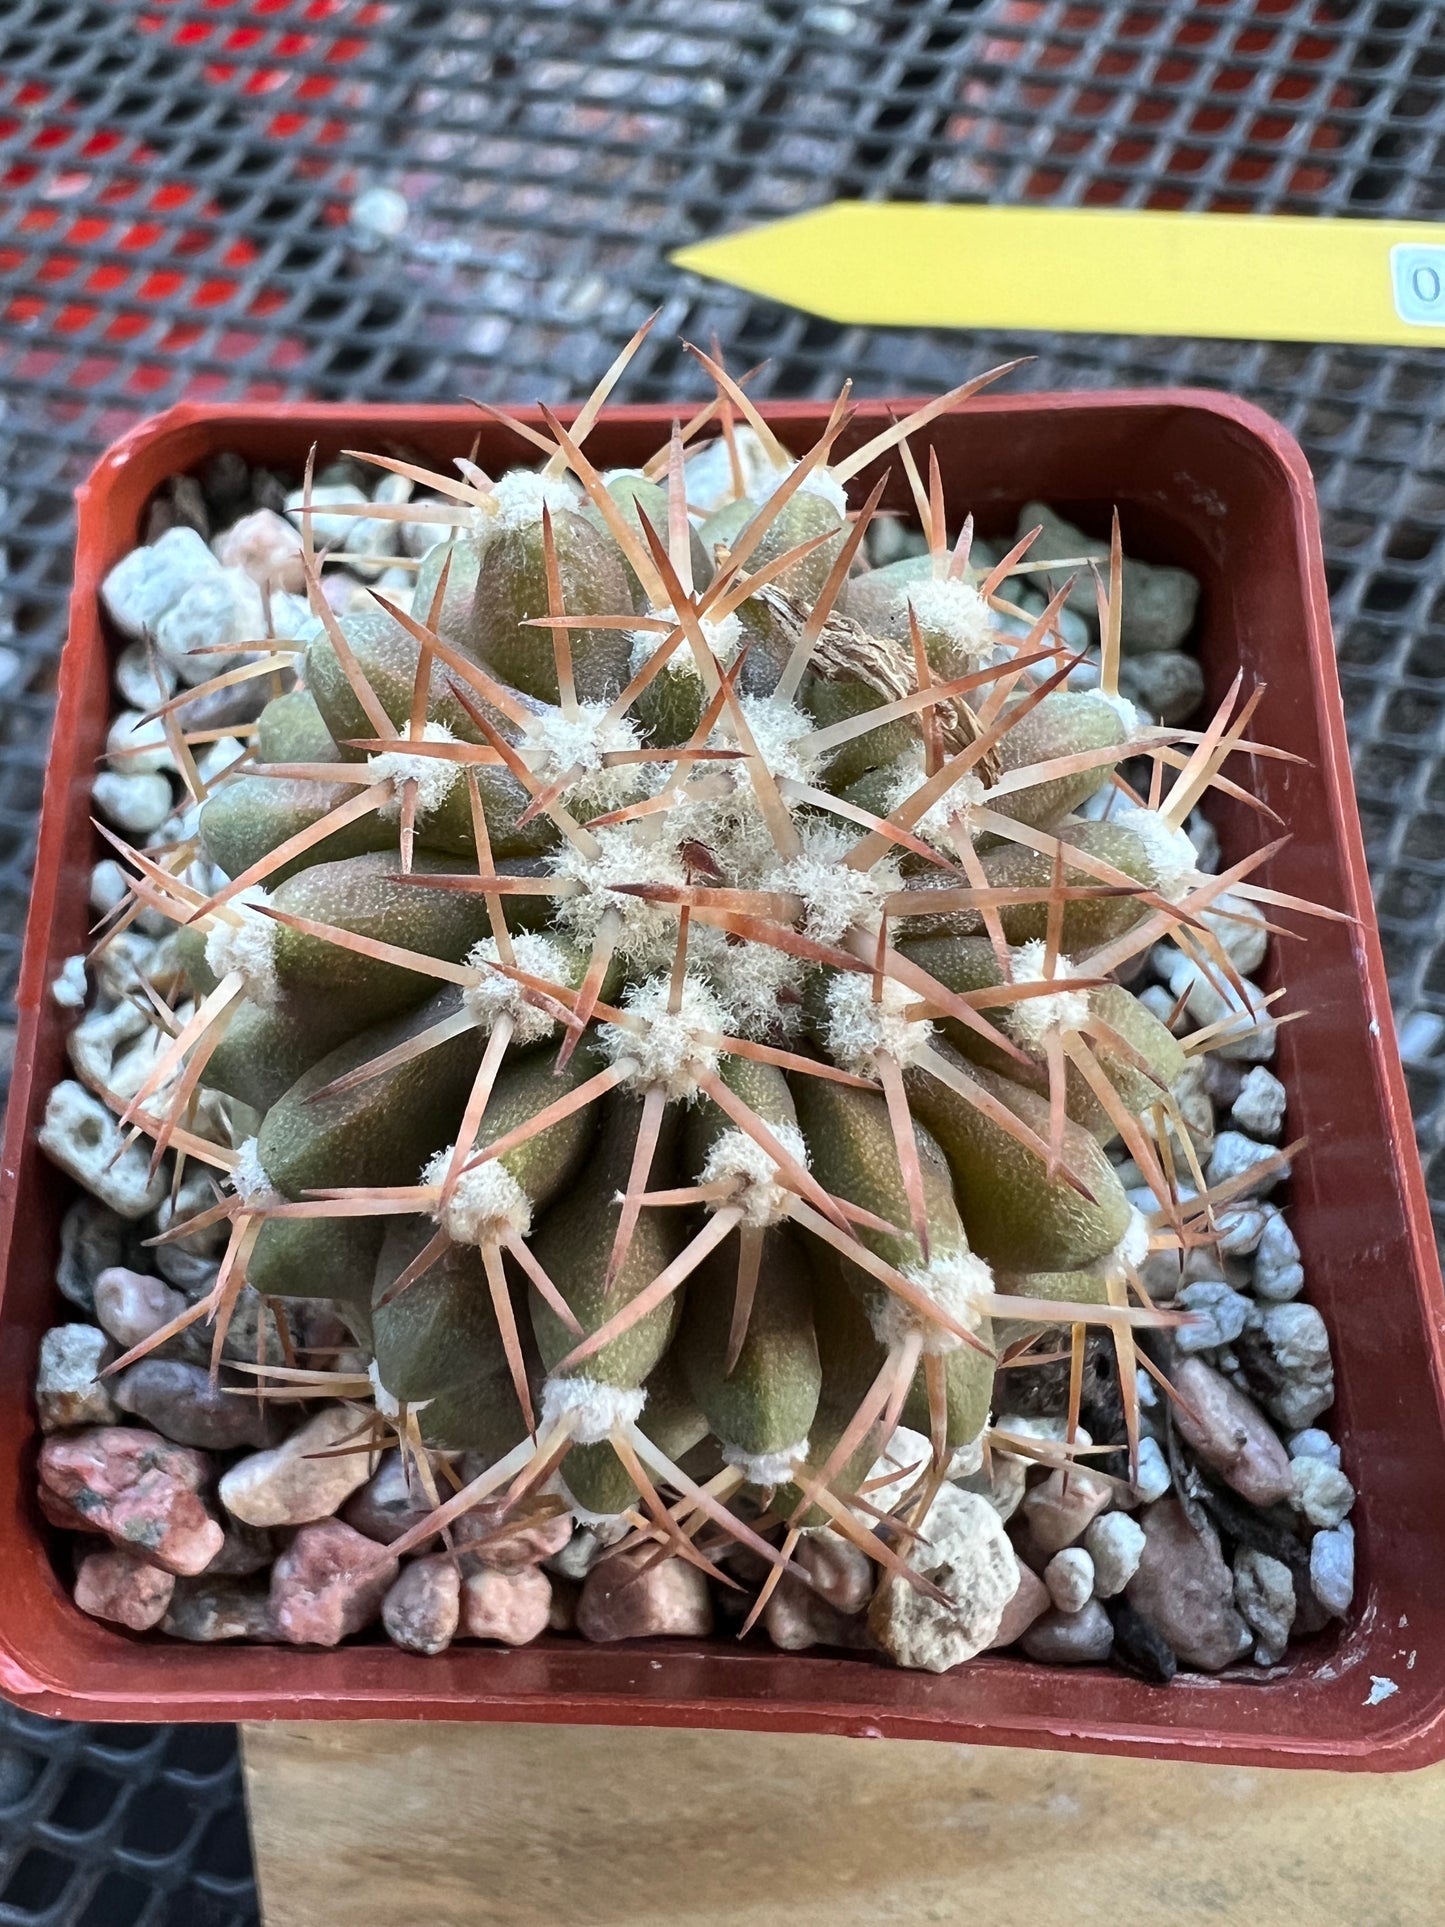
[2,392,1441,1769]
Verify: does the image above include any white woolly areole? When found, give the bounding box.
[699,1121,809,1228]
[462,932,571,1045]
[368,1360,402,1420]
[423,1147,532,1245]
[204,887,277,1006]
[520,703,645,812]
[547,822,687,964]
[541,1375,646,1448]
[628,605,742,681]
[482,468,578,532]
[693,927,805,1042]
[881,744,986,849]
[1002,940,1092,1054]
[869,1247,994,1357]
[369,721,463,824]
[560,1491,633,1535]
[1107,1206,1151,1275]
[907,576,994,665]
[722,1440,810,1487]
[773,821,895,947]
[824,970,934,1076]
[1095,688,1143,738]
[1111,801,1198,903]
[596,972,727,1100]
[730,692,824,786]
[231,1136,283,1210]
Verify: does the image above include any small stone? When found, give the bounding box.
[57,1199,130,1315]
[94,1267,188,1350]
[1231,1066,1285,1141]
[1163,956,1276,1062]
[577,1547,715,1643]
[1126,1497,1251,1672]
[38,1428,222,1576]
[984,1564,1051,1649]
[1201,891,1269,975]
[219,1406,376,1527]
[383,1557,461,1655]
[1117,649,1205,724]
[797,1532,873,1613]
[74,1547,175,1631]
[102,527,225,639]
[269,1520,394,1645]
[91,768,175,835]
[1288,1427,1340,1468]
[284,482,368,550]
[863,1426,937,1512]
[1175,1280,1251,1355]
[1202,1055,1247,1109]
[204,1521,276,1577]
[36,1325,117,1432]
[1133,1435,1172,1503]
[763,1574,871,1653]
[201,450,252,517]
[1233,1549,1296,1663]
[1021,1599,1114,1664]
[164,1576,274,1642]
[105,708,175,777]
[112,1360,279,1451]
[548,1576,580,1633]
[1310,1522,1354,1617]
[114,640,177,710]
[1253,1212,1305,1302]
[546,1527,603,1581]
[155,568,265,684]
[1044,1547,1095,1613]
[1216,1200,1271,1257]
[868,1484,1018,1672]
[1207,1130,1288,1198]
[341,1450,440,1547]
[1084,1512,1145,1597]
[1290,1457,1355,1529]
[213,508,305,592]
[51,954,88,1009]
[460,1566,553,1645]
[1167,1056,1214,1149]
[1021,1442,1110,1555]
[1245,1302,1335,1430]
[1107,1600,1178,1683]
[1137,983,1180,1029]
[1016,502,1200,650]
[455,1502,572,1573]
[1170,1357,1293,1505]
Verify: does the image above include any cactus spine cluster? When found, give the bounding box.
[96,337,1318,1640]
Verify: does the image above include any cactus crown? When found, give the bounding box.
[84,336,1329,1646]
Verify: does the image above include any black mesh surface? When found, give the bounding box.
[2,0,1444,1917]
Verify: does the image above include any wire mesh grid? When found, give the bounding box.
[1,0,1443,1916]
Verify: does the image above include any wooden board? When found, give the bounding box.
[244,1721,1445,1926]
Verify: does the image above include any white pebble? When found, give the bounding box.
[92,770,173,835]
[1397,1010,1445,1064]
[38,1081,168,1219]
[1164,955,1276,1061]
[1233,1548,1294,1664]
[1291,1456,1355,1529]
[284,482,368,550]
[213,508,306,593]
[155,568,265,683]
[105,709,175,777]
[1207,1130,1288,1198]
[102,527,223,639]
[114,641,176,710]
[1133,1435,1172,1503]
[1137,983,1180,1028]
[1083,1512,1145,1597]
[1044,1547,1095,1614]
[1216,1200,1270,1255]
[1310,1522,1354,1617]
[1253,1211,1304,1301]
[1201,889,1268,974]
[1176,1280,1250,1353]
[1231,1066,1285,1142]
[1186,809,1220,873]
[1287,1428,1340,1468]
[50,954,87,1009]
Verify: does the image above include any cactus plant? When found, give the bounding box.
[76,342,1336,1661]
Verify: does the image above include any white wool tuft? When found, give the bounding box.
[767,461,848,517]
[869,1247,994,1356]
[1107,1205,1151,1275]
[907,576,994,665]
[699,1121,809,1228]
[368,1360,402,1419]
[628,605,742,681]
[1111,801,1198,903]
[462,932,573,1045]
[693,928,805,1043]
[548,822,687,965]
[423,1147,532,1245]
[204,887,278,1005]
[541,1375,647,1447]
[520,701,646,813]
[880,744,986,849]
[1095,688,1143,738]
[231,1136,283,1209]
[823,969,934,1076]
[560,1491,633,1535]
[596,973,727,1100]
[1002,940,1092,1053]
[774,820,895,947]
[369,721,464,824]
[483,468,579,532]
[722,1440,809,1487]
[731,692,823,786]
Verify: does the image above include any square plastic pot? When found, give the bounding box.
[1,392,1441,1769]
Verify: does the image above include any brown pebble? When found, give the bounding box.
[1170,1357,1293,1506]
[74,1547,175,1631]
[577,1547,714,1643]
